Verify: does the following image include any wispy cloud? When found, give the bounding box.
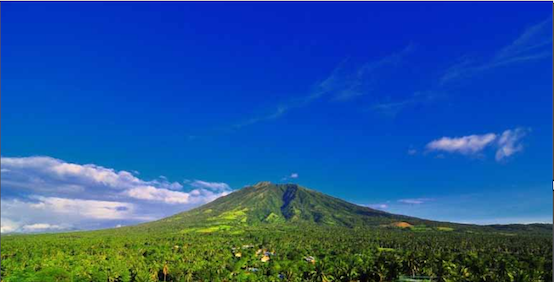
[190,180,231,191]
[495,128,528,161]
[398,198,433,205]
[232,105,290,130]
[217,18,554,133]
[195,19,554,135]
[425,127,529,162]
[0,156,233,233]
[494,18,552,63]
[440,18,552,85]
[377,18,552,115]
[230,45,416,129]
[326,44,415,102]
[371,99,416,116]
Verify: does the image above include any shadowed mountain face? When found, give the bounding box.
[203,181,395,226]
[135,182,552,234]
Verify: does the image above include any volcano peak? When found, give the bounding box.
[253,181,273,188]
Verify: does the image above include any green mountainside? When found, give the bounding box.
[138,181,415,231]
[133,181,550,234]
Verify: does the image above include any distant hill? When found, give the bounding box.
[134,181,551,234]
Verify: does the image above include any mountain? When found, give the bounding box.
[130,181,551,235]
[136,181,488,233]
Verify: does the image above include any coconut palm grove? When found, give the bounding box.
[1,2,553,282]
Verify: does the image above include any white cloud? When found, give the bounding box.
[0,197,146,234]
[0,156,227,203]
[125,186,191,204]
[281,173,300,182]
[0,156,185,193]
[425,128,528,162]
[495,128,527,161]
[2,157,137,189]
[426,133,497,155]
[31,197,137,220]
[0,156,233,233]
[1,213,71,234]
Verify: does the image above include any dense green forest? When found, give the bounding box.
[1,183,551,281]
[2,225,551,282]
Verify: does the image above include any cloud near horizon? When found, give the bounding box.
[425,128,528,161]
[365,197,434,210]
[362,190,551,225]
[0,156,232,233]
[398,198,433,205]
[367,203,389,210]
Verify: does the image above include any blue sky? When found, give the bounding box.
[1,2,552,232]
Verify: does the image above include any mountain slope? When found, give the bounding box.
[137,181,465,232]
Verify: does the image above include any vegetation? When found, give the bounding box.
[2,225,551,282]
[1,182,551,281]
